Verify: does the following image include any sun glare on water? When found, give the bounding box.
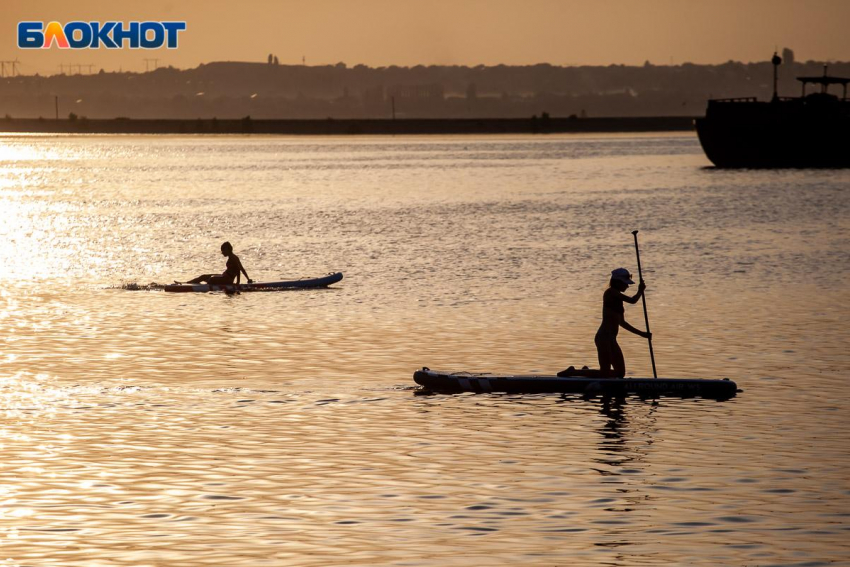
[1,138,83,283]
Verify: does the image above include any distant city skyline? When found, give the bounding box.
[3,0,849,77]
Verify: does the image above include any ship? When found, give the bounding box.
[695,53,850,168]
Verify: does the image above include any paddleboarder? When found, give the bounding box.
[559,268,651,378]
[180,241,253,286]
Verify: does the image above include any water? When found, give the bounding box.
[1,133,848,566]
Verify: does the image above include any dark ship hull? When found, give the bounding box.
[696,56,850,169]
[695,98,850,168]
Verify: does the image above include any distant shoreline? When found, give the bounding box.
[0,116,696,135]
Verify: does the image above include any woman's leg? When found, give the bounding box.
[557,333,617,377]
[610,341,625,378]
[596,332,613,375]
[557,333,618,378]
[186,274,215,284]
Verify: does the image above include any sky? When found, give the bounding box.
[3,0,849,77]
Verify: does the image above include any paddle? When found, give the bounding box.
[632,230,658,379]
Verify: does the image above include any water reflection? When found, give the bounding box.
[596,397,631,469]
[595,397,659,467]
[588,397,658,556]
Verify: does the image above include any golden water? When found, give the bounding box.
[1,134,848,565]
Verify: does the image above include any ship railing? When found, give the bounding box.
[709,97,758,103]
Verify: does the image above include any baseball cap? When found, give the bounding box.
[611,268,635,285]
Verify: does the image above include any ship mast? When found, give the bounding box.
[771,52,782,102]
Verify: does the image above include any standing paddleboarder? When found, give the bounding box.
[180,241,253,286]
[559,268,651,378]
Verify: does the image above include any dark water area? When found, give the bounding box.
[1,133,848,565]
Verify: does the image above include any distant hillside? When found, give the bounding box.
[1,58,847,120]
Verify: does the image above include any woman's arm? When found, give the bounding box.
[621,281,646,305]
[620,318,651,339]
[239,259,252,283]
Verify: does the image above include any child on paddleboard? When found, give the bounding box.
[559,267,650,378]
[181,241,252,286]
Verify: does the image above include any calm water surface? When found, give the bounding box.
[1,133,848,566]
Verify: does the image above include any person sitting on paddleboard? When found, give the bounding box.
[182,241,252,286]
[559,267,650,378]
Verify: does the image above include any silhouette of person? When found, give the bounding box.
[559,268,650,378]
[182,241,252,286]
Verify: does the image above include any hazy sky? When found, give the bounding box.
[3,0,849,76]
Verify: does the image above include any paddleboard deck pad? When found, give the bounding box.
[413,368,738,399]
[160,272,343,293]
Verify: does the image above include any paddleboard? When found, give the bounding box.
[413,367,738,399]
[162,272,343,293]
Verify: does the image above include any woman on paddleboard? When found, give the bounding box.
[182,241,252,286]
[559,268,650,378]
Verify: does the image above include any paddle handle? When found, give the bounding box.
[632,230,658,379]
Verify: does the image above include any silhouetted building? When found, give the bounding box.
[361,84,386,117]
[387,84,444,102]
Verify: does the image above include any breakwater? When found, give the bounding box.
[0,116,696,135]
